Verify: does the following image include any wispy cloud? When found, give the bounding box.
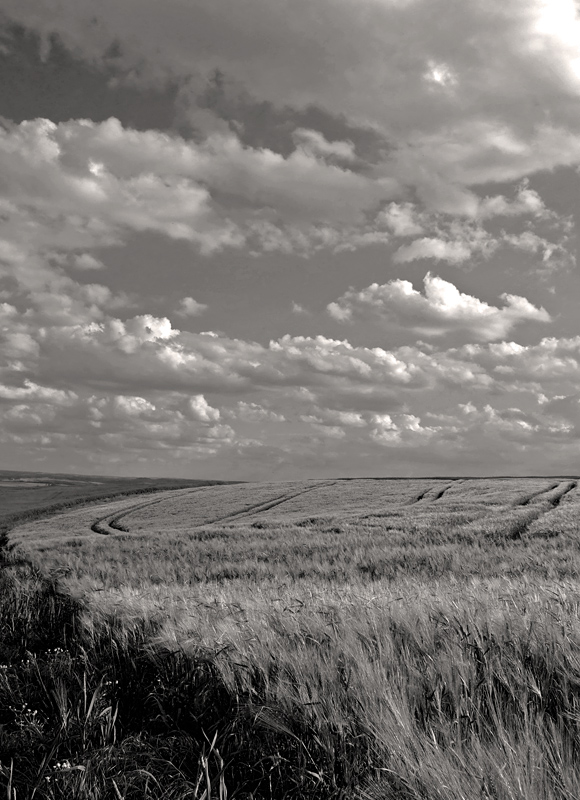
[177,297,208,317]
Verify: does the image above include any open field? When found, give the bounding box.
[0,469,233,535]
[11,476,580,592]
[4,476,580,799]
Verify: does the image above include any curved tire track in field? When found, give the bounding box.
[409,487,432,504]
[432,480,463,501]
[461,480,578,542]
[203,482,336,526]
[543,480,577,509]
[90,483,333,535]
[90,487,205,535]
[517,482,561,507]
[409,479,463,504]
[511,480,577,539]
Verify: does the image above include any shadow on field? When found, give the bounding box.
[0,553,373,799]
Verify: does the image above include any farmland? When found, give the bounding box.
[11,476,580,593]
[0,469,232,535]
[3,476,580,799]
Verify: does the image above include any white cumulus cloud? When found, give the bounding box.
[328,273,551,341]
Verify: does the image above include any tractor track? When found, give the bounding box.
[90,487,206,536]
[90,482,335,535]
[544,480,577,509]
[89,479,577,540]
[517,482,561,507]
[474,480,578,541]
[432,480,463,501]
[203,482,336,526]
[411,487,431,504]
[510,480,577,539]
[409,479,463,504]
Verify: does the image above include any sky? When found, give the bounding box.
[1,2,580,480]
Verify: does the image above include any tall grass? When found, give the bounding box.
[5,561,580,798]
[5,477,580,798]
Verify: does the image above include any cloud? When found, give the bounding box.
[303,408,367,429]
[0,118,246,259]
[502,231,576,270]
[380,203,425,237]
[177,297,208,317]
[229,401,286,423]
[291,128,356,162]
[113,395,156,417]
[382,195,572,266]
[0,116,406,281]
[394,237,475,265]
[0,380,76,405]
[1,291,580,476]
[0,115,571,309]
[458,336,580,388]
[455,402,559,442]
[188,394,220,422]
[6,0,580,212]
[370,412,437,447]
[327,273,551,341]
[477,181,549,220]
[73,253,105,270]
[2,2,580,477]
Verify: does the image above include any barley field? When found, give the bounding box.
[3,476,580,799]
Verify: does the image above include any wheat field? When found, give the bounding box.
[4,476,580,799]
